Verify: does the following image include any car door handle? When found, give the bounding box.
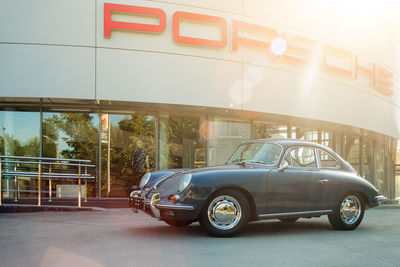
[319,179,329,184]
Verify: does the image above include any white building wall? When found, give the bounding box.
[0,0,399,138]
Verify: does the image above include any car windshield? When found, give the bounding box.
[227,142,282,166]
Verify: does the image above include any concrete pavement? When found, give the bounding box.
[0,206,399,267]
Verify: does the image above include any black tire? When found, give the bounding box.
[279,218,299,223]
[328,193,365,231]
[163,219,192,227]
[199,189,250,237]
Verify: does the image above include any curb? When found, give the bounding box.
[0,204,106,213]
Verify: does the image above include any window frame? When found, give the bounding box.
[316,148,341,169]
[281,145,318,169]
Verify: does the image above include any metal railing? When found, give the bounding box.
[0,156,95,207]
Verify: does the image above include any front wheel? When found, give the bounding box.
[328,193,365,230]
[199,189,250,237]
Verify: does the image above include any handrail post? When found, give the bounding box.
[84,166,88,202]
[48,166,52,202]
[14,164,18,202]
[0,160,2,206]
[38,162,41,206]
[78,162,81,208]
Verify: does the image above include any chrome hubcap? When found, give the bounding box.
[207,195,242,230]
[340,195,361,225]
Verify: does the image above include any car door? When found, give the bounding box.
[267,146,323,214]
[315,148,341,210]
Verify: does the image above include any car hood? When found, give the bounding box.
[143,169,189,189]
[143,163,273,190]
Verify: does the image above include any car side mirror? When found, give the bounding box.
[278,161,289,172]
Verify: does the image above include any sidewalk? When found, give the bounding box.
[0,203,106,213]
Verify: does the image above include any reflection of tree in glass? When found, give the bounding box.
[106,115,155,190]
[163,117,205,169]
[42,116,59,158]
[0,133,39,156]
[51,113,98,162]
[43,113,99,196]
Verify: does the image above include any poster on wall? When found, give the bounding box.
[101,113,109,144]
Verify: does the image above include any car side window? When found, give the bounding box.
[318,149,340,168]
[289,147,317,168]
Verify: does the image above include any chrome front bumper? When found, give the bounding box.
[374,195,388,204]
[129,190,195,219]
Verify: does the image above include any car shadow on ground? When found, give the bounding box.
[241,220,332,237]
[127,219,335,238]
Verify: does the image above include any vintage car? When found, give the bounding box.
[129,139,387,237]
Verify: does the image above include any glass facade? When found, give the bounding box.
[362,138,374,184]
[0,103,398,200]
[103,114,155,197]
[207,118,251,166]
[41,112,99,197]
[345,135,361,174]
[0,111,40,157]
[159,115,206,169]
[0,111,40,198]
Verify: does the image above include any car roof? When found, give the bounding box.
[244,138,332,150]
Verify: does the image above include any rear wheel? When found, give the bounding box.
[199,189,250,237]
[328,193,365,230]
[279,218,299,223]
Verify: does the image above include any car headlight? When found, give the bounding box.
[178,173,192,192]
[139,173,151,188]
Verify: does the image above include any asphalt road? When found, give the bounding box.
[0,206,399,267]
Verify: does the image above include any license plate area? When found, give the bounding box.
[132,197,145,210]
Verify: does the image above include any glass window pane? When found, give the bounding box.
[207,118,250,166]
[159,115,206,169]
[43,112,99,197]
[396,141,400,200]
[376,143,388,197]
[104,114,155,196]
[345,135,360,173]
[253,122,287,139]
[227,142,282,165]
[0,111,40,156]
[289,147,316,168]
[0,111,40,199]
[291,127,318,142]
[318,149,339,168]
[43,112,99,160]
[362,139,374,183]
[320,130,334,149]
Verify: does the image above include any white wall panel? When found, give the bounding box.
[242,65,340,123]
[338,84,388,134]
[387,104,400,139]
[0,44,95,99]
[153,0,243,15]
[0,0,95,46]
[243,0,394,69]
[96,48,242,108]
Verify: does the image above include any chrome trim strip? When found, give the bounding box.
[315,147,321,168]
[155,203,195,211]
[374,195,387,204]
[258,210,333,219]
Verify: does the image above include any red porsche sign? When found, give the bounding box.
[104,3,394,96]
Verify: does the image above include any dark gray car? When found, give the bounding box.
[129,139,386,237]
